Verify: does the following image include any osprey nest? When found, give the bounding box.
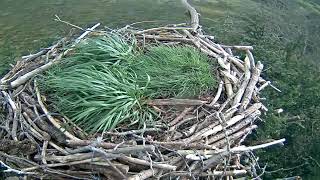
[0,1,284,179]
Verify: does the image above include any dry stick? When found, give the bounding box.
[135,27,192,35]
[240,62,264,111]
[119,156,176,171]
[106,128,162,136]
[128,168,160,180]
[8,23,100,89]
[1,91,17,111]
[22,114,68,155]
[33,153,99,163]
[220,70,238,84]
[169,107,194,126]
[220,45,254,51]
[148,99,207,106]
[89,147,127,179]
[232,56,251,106]
[181,0,200,33]
[11,109,18,141]
[223,63,234,98]
[246,49,255,68]
[34,81,80,141]
[150,141,217,150]
[137,34,192,43]
[202,138,285,170]
[208,114,260,144]
[161,170,247,177]
[66,139,128,149]
[22,112,51,141]
[41,140,48,165]
[213,125,259,148]
[209,80,223,106]
[201,103,262,138]
[21,38,64,61]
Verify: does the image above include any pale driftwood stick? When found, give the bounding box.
[137,34,192,43]
[23,157,119,172]
[7,23,100,89]
[67,139,128,149]
[135,27,192,35]
[34,81,80,141]
[148,99,207,106]
[150,141,217,150]
[258,81,270,92]
[105,145,155,154]
[201,104,261,138]
[232,138,285,152]
[128,168,160,180]
[10,53,63,88]
[198,37,223,55]
[106,128,162,136]
[74,23,101,44]
[200,138,285,170]
[232,56,251,106]
[246,49,255,68]
[162,170,247,177]
[220,70,238,84]
[224,106,240,121]
[34,153,101,163]
[223,63,234,98]
[240,61,264,111]
[169,107,193,126]
[181,0,199,33]
[21,38,64,61]
[212,125,258,148]
[208,112,259,144]
[221,45,253,51]
[209,80,223,106]
[241,103,262,117]
[228,56,245,71]
[119,156,176,170]
[1,91,17,111]
[41,140,49,165]
[0,161,34,175]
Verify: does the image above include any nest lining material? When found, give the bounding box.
[0,1,285,179]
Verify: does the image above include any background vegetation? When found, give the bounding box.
[196,0,320,179]
[0,0,319,179]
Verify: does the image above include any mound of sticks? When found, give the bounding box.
[0,1,284,179]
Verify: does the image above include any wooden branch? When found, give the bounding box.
[35,81,80,141]
[240,61,264,111]
[128,168,160,180]
[221,45,254,51]
[181,0,200,33]
[119,156,176,170]
[7,23,100,89]
[232,56,251,106]
[209,80,223,106]
[169,107,193,126]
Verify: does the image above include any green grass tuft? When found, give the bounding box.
[41,35,216,133]
[127,45,216,98]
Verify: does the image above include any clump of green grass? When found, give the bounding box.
[44,62,155,132]
[128,46,216,98]
[65,33,134,66]
[41,34,216,133]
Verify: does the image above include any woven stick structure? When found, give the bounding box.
[0,1,284,179]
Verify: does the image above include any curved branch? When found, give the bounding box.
[181,0,200,33]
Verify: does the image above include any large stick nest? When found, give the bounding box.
[0,1,284,179]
